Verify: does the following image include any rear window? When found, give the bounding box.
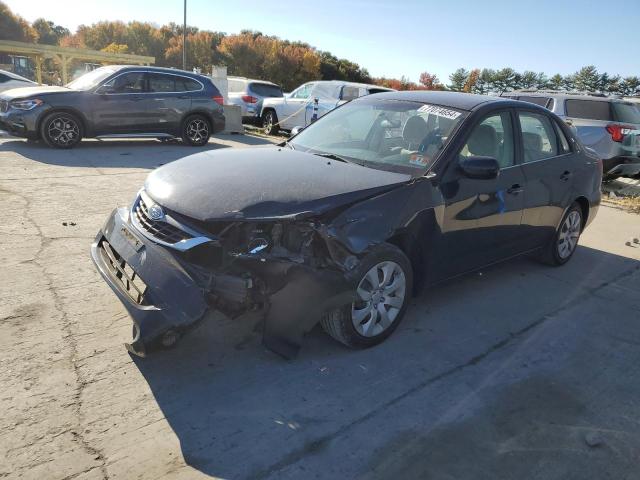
[249,82,283,97]
[612,102,640,124]
[565,99,612,121]
[518,96,551,108]
[228,79,246,92]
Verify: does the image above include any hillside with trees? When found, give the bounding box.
[1,1,638,95]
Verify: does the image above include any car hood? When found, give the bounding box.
[144,147,412,222]
[0,85,71,99]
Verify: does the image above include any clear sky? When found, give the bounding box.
[7,0,640,83]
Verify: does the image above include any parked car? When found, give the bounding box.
[0,65,225,148]
[91,91,601,359]
[0,69,37,93]
[258,80,394,135]
[501,90,640,179]
[227,76,283,123]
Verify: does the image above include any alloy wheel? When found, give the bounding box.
[186,119,209,144]
[352,261,406,337]
[557,210,581,259]
[47,115,80,147]
[264,113,273,134]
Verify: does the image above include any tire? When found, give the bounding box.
[262,110,279,136]
[321,243,413,349]
[536,202,583,266]
[40,112,82,149]
[181,114,211,146]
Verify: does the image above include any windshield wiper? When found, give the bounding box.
[314,152,350,163]
[282,140,295,150]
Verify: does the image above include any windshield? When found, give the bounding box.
[613,102,640,124]
[66,67,119,90]
[290,98,467,175]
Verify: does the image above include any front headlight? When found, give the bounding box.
[10,99,43,110]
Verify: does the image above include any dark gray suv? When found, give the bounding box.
[502,91,640,178]
[0,65,225,148]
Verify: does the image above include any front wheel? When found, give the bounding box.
[40,112,82,149]
[262,110,279,136]
[321,244,413,349]
[536,202,583,266]
[181,114,211,146]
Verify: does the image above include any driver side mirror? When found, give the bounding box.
[459,156,500,180]
[96,84,115,94]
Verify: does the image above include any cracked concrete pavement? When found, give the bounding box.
[1,134,639,479]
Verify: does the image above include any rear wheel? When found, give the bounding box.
[262,110,279,136]
[536,202,583,266]
[40,112,82,149]
[181,114,210,146]
[321,244,413,349]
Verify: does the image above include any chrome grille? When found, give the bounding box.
[99,239,148,305]
[134,196,193,245]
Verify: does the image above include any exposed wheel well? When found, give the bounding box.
[574,196,590,230]
[386,233,425,296]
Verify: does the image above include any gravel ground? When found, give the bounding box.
[1,135,639,480]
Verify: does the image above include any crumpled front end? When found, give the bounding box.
[90,189,376,358]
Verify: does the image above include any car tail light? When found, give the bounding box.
[212,95,224,105]
[606,124,634,142]
[242,95,258,104]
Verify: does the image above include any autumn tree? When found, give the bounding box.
[32,18,69,45]
[419,71,442,90]
[463,69,480,93]
[0,1,37,42]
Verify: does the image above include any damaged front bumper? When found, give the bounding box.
[91,203,354,359]
[91,207,211,356]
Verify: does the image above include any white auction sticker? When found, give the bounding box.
[417,105,461,120]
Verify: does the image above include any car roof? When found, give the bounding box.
[227,76,280,87]
[305,80,395,91]
[0,69,36,82]
[504,90,627,103]
[367,90,506,111]
[114,65,209,80]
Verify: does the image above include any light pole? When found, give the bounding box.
[182,0,187,70]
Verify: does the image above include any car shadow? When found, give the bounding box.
[132,245,640,479]
[0,133,276,169]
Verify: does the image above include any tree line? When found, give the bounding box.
[1,1,638,95]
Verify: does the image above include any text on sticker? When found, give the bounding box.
[417,105,461,120]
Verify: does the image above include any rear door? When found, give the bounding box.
[517,109,579,249]
[435,109,526,277]
[147,73,202,134]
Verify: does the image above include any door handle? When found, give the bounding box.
[560,170,572,181]
[507,184,524,195]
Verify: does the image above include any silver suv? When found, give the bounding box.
[502,91,640,178]
[227,76,283,123]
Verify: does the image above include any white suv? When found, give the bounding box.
[227,77,283,123]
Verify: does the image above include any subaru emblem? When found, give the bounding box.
[148,204,164,221]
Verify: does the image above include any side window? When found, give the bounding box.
[175,77,201,92]
[107,72,146,93]
[291,84,312,99]
[459,112,514,168]
[565,99,611,121]
[518,112,559,162]
[553,121,571,153]
[148,73,175,92]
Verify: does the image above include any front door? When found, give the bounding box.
[434,110,525,279]
[93,71,155,134]
[280,83,314,129]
